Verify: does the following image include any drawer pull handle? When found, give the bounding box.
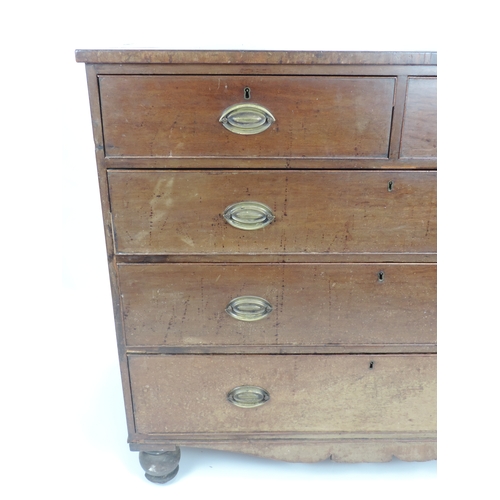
[228,386,270,408]
[226,296,273,322]
[223,201,275,230]
[219,103,275,135]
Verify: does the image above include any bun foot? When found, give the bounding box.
[139,447,180,484]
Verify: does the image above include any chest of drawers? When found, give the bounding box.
[76,50,437,483]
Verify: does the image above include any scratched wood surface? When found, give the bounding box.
[400,77,437,158]
[129,438,437,463]
[166,439,437,463]
[118,263,436,347]
[129,354,436,434]
[108,170,437,256]
[99,75,395,158]
[78,51,438,465]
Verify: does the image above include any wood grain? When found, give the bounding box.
[400,77,437,158]
[84,65,138,439]
[128,354,436,435]
[103,156,437,170]
[118,263,436,347]
[78,51,438,468]
[129,439,436,463]
[117,253,437,264]
[125,345,437,354]
[131,435,437,462]
[76,50,437,66]
[99,75,395,158]
[93,63,437,78]
[108,170,437,256]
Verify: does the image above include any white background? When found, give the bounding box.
[2,1,499,498]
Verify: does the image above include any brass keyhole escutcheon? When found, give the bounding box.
[244,87,251,99]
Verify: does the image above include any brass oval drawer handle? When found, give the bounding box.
[227,386,270,408]
[225,296,273,322]
[223,201,275,230]
[219,103,275,135]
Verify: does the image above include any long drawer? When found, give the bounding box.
[108,170,436,255]
[129,354,436,435]
[99,75,395,159]
[118,263,436,347]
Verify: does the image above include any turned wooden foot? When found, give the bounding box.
[139,447,180,484]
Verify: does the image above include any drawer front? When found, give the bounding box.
[119,263,436,347]
[400,77,437,158]
[129,354,436,434]
[108,170,436,255]
[99,76,395,159]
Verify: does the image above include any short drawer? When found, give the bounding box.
[129,354,436,435]
[108,170,436,255]
[400,77,437,158]
[99,75,395,159]
[119,263,436,347]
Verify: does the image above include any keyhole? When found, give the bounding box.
[388,180,394,192]
[369,361,374,369]
[378,271,385,282]
[244,87,251,100]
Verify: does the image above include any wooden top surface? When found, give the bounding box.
[75,50,437,65]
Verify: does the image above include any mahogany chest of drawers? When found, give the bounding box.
[76,50,437,483]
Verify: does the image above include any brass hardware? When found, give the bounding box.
[227,386,270,408]
[223,201,275,230]
[219,103,275,135]
[244,87,251,100]
[388,180,394,191]
[378,271,385,282]
[225,296,273,322]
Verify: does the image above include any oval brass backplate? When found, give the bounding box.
[219,103,275,135]
[223,201,275,231]
[225,296,273,322]
[227,386,270,408]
